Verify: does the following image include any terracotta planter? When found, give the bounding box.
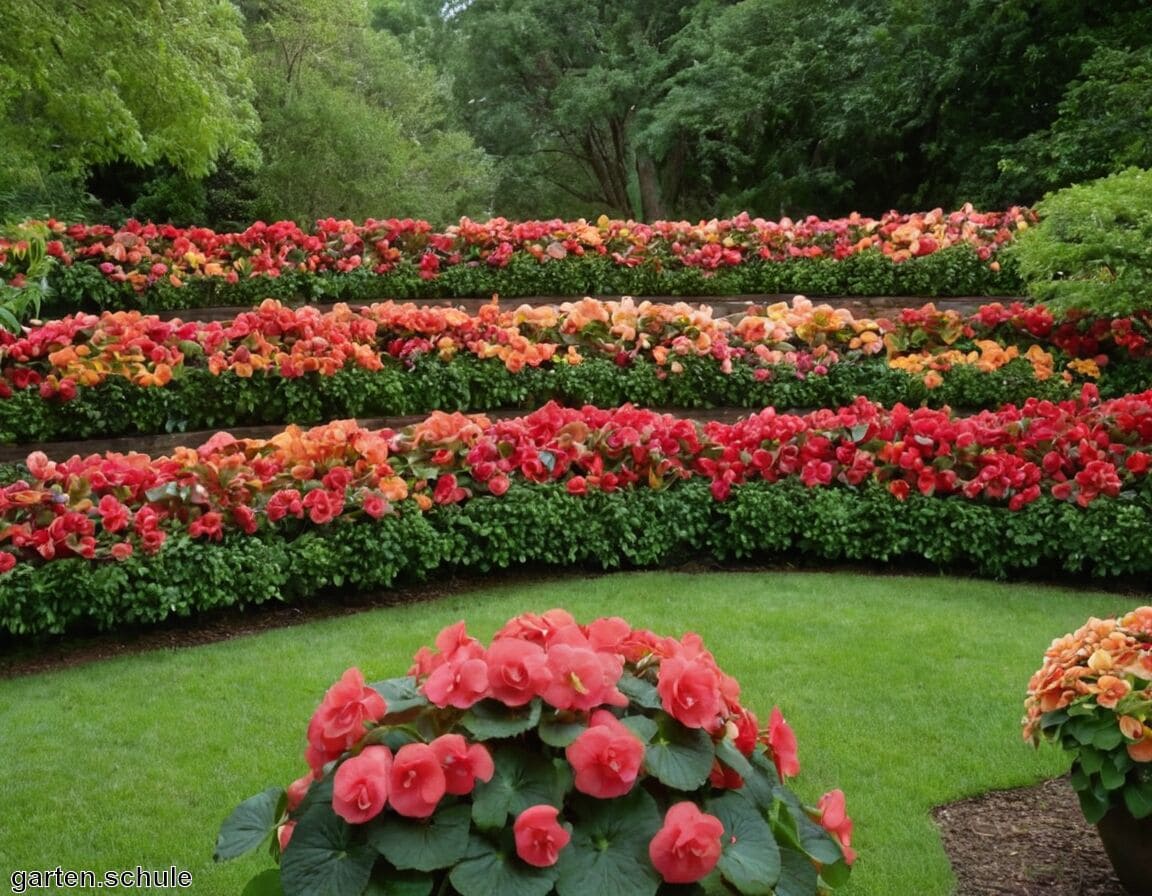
[1096,805,1152,895]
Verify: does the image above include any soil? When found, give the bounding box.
[0,563,1137,895]
[935,777,1126,895]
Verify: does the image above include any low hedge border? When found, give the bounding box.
[41,246,1022,316]
[0,354,1094,445]
[4,480,1150,639]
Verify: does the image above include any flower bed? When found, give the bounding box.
[2,297,1147,444]
[4,391,1152,637]
[1,208,1030,314]
[216,614,853,895]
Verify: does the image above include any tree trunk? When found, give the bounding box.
[636,152,667,221]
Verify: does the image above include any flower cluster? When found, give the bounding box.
[216,612,854,896]
[6,208,1028,293]
[1024,607,1152,823]
[0,296,1135,407]
[2,387,1150,572]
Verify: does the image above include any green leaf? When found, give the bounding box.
[1077,747,1105,776]
[1093,724,1125,752]
[1124,779,1152,819]
[369,804,471,872]
[773,846,818,896]
[241,869,285,896]
[215,787,285,861]
[364,869,435,896]
[370,676,428,716]
[460,698,542,740]
[707,792,780,894]
[449,835,557,896]
[1100,758,1128,791]
[644,715,714,792]
[471,745,572,829]
[554,791,662,896]
[280,804,377,896]
[538,712,587,748]
[1076,786,1111,825]
[773,786,843,866]
[617,673,661,711]
[713,737,754,782]
[619,715,658,743]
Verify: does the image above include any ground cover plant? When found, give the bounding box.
[0,208,1027,316]
[3,389,1152,637]
[0,571,1128,895]
[2,296,1148,444]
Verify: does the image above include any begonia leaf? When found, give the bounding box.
[707,791,780,894]
[471,745,571,829]
[460,698,541,740]
[369,804,471,872]
[215,787,284,861]
[370,676,428,716]
[363,870,434,896]
[448,834,557,896]
[644,714,714,791]
[554,791,661,896]
[280,804,376,896]
[773,846,818,896]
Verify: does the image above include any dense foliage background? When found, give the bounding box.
[3,0,1150,226]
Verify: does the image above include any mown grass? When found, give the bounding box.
[0,570,1135,895]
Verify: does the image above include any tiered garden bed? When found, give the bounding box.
[2,207,1150,643]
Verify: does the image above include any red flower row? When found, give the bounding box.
[0,387,1149,571]
[0,207,1029,291]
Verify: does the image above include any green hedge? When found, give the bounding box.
[4,481,1150,639]
[0,354,1085,445]
[42,245,1023,317]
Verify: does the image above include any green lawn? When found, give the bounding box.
[0,570,1134,895]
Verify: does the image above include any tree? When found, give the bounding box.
[243,0,494,223]
[439,0,710,220]
[0,0,258,216]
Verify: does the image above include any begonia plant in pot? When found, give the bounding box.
[1024,606,1152,894]
[216,610,855,895]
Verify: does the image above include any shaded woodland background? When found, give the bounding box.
[3,0,1150,226]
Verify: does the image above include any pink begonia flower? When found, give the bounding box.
[423,655,489,709]
[486,637,551,706]
[389,743,447,818]
[817,789,857,866]
[277,821,296,852]
[768,706,800,779]
[513,805,570,868]
[429,734,494,795]
[306,668,387,771]
[648,802,724,883]
[332,745,393,824]
[566,710,645,799]
[656,654,723,729]
[540,642,627,711]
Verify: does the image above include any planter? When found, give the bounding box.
[1097,805,1152,895]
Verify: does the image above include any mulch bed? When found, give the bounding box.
[935,777,1126,895]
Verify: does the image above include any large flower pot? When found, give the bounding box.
[1096,806,1152,895]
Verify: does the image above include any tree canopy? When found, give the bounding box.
[2,0,1149,224]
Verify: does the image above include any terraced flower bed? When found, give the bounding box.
[1,296,1149,445]
[1,208,1029,315]
[3,389,1151,637]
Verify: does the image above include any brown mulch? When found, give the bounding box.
[935,777,1125,895]
[0,562,1136,895]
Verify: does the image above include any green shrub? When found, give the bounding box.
[4,481,1152,639]
[1010,167,1152,314]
